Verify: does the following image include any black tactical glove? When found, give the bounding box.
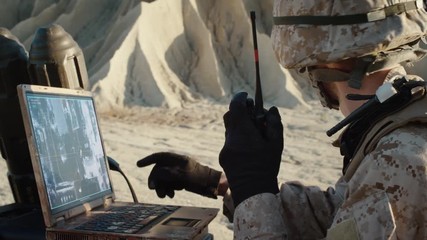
[219,92,283,207]
[136,152,222,199]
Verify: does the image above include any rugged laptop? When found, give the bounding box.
[17,84,218,240]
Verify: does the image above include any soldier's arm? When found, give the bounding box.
[232,178,346,239]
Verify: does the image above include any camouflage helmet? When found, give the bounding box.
[271,0,427,69]
[271,0,427,109]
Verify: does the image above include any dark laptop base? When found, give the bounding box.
[46,201,218,240]
[0,203,216,240]
[47,226,212,240]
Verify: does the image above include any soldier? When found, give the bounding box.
[138,0,427,238]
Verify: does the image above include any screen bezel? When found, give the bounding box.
[17,84,115,227]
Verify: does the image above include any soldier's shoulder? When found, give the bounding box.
[379,123,427,149]
[373,123,427,167]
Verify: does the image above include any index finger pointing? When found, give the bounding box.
[136,153,162,167]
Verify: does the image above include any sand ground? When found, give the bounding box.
[0,99,343,238]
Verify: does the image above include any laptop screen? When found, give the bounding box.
[25,91,112,214]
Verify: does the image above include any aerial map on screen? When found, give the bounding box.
[26,93,111,211]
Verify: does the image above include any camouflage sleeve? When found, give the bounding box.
[327,124,427,239]
[233,193,288,239]
[277,179,346,238]
[232,178,347,239]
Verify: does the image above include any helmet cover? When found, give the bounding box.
[272,0,427,69]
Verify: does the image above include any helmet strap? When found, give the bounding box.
[348,57,374,89]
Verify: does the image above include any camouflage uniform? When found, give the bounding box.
[232,67,427,239]
[226,0,427,238]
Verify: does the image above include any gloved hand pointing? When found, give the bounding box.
[219,92,284,207]
[137,152,222,199]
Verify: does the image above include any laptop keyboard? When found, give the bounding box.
[75,204,179,234]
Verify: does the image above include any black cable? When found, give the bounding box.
[107,156,139,203]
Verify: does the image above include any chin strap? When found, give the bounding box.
[346,94,376,101]
[347,57,374,89]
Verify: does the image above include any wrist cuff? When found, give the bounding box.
[204,168,223,198]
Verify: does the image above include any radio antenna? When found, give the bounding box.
[250,11,264,119]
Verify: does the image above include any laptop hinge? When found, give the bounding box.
[55,216,66,226]
[104,197,114,207]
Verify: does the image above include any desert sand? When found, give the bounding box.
[0,100,343,238]
[1,0,426,238]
